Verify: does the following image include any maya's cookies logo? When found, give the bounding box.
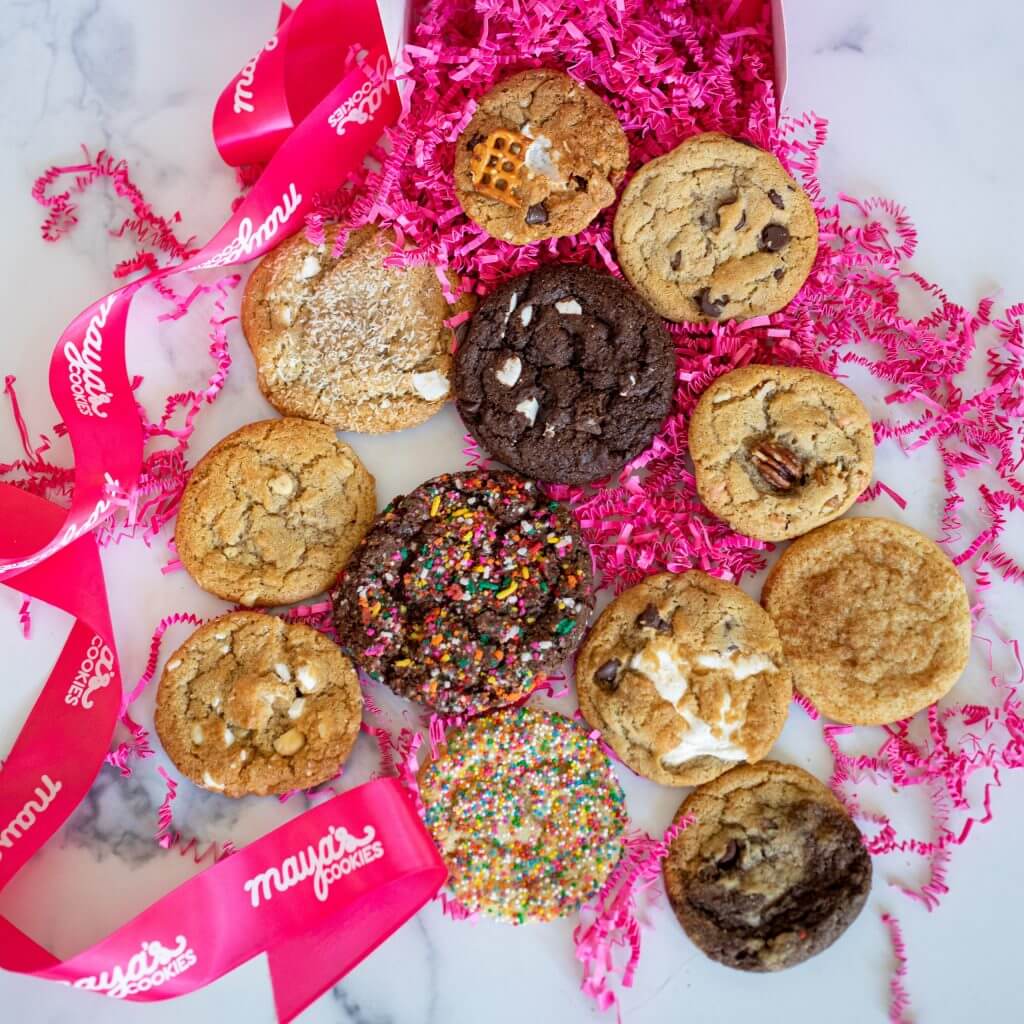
[243,823,384,908]
[328,52,390,137]
[65,634,115,710]
[71,937,197,998]
[64,295,116,419]
[0,774,62,862]
[194,183,302,270]
[233,35,278,115]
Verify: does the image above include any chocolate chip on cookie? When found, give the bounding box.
[577,571,792,787]
[761,517,971,725]
[454,69,628,245]
[613,133,819,322]
[241,225,474,432]
[454,265,675,484]
[331,470,593,717]
[176,418,376,607]
[688,364,875,541]
[155,612,363,797]
[663,761,872,971]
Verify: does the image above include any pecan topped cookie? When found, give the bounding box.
[689,364,875,541]
[613,133,818,322]
[454,70,629,244]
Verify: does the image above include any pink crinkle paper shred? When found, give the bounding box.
[317,0,1024,1016]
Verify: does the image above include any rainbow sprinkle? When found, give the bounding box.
[334,471,593,717]
[420,705,628,923]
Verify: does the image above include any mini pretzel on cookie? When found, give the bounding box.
[469,129,529,207]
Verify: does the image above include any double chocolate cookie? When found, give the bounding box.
[331,470,593,717]
[614,133,819,322]
[454,265,675,484]
[663,761,872,971]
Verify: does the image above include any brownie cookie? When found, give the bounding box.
[176,418,376,607]
[577,571,791,786]
[689,364,875,541]
[454,69,629,245]
[614,133,819,322]
[242,225,473,432]
[419,705,627,923]
[155,612,363,797]
[762,517,971,725]
[663,761,872,971]
[454,265,675,483]
[332,471,593,716]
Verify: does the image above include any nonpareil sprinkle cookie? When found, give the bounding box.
[663,761,872,971]
[155,612,363,797]
[454,264,675,484]
[331,470,594,717]
[419,705,627,923]
[454,69,629,245]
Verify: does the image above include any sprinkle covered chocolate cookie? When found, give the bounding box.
[419,705,627,923]
[454,264,675,484]
[331,471,593,716]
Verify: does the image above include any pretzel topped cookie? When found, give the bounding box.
[468,129,529,207]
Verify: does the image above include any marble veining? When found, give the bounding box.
[1,1,1023,1022]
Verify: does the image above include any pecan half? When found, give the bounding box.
[750,441,804,491]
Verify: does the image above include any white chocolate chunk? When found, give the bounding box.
[516,397,540,426]
[268,473,295,497]
[495,356,522,387]
[190,724,205,746]
[167,659,181,671]
[520,305,534,327]
[555,299,583,315]
[288,697,306,720]
[274,728,306,756]
[299,255,321,279]
[223,727,235,747]
[296,666,320,693]
[412,370,450,402]
[202,771,224,791]
[274,662,292,682]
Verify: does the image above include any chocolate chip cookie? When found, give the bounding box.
[454,265,675,483]
[176,418,376,607]
[613,133,819,322]
[689,364,875,541]
[663,761,872,971]
[761,517,971,725]
[419,706,627,923]
[155,612,363,797]
[577,571,791,786]
[331,470,593,717]
[454,69,629,245]
[242,225,474,432]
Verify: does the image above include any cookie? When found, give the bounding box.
[613,133,819,322]
[761,517,971,725]
[155,612,363,797]
[454,69,629,245]
[419,705,627,923]
[176,418,375,607]
[662,761,872,971]
[454,265,675,484]
[577,571,791,786]
[331,470,593,717]
[689,364,875,541]
[241,225,473,432]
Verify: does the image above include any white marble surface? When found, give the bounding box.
[1,1,1022,1021]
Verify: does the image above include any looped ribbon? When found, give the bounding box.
[0,2,445,1019]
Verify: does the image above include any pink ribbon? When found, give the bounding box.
[0,2,446,1018]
